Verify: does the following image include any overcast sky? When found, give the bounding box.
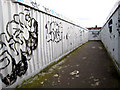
[36,0,118,28]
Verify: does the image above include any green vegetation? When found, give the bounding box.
[17,42,89,88]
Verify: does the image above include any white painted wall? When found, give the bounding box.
[101,2,120,73]
[0,0,88,89]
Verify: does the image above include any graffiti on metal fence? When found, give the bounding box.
[31,1,40,9]
[45,21,63,43]
[92,31,100,38]
[43,6,51,13]
[108,19,113,33]
[117,17,120,36]
[0,8,38,86]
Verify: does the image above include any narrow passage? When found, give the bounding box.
[20,41,120,88]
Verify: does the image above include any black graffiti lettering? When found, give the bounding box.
[43,6,51,13]
[117,18,120,36]
[92,32,100,38]
[2,56,17,86]
[45,21,63,43]
[0,8,38,86]
[0,57,10,70]
[31,1,40,9]
[108,19,113,33]
[16,53,28,77]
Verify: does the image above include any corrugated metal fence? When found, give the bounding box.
[0,0,88,88]
[100,1,120,75]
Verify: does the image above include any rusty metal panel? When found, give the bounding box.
[0,0,88,88]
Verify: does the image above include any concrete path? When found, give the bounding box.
[19,41,120,88]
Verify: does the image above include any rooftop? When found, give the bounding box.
[87,25,102,30]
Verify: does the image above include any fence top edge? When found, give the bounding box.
[11,0,88,30]
[102,1,120,29]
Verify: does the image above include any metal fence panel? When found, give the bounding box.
[101,2,120,74]
[0,0,88,88]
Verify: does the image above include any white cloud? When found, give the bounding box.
[36,0,118,27]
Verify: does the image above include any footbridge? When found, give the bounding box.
[0,0,120,89]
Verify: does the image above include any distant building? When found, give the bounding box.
[87,25,102,40]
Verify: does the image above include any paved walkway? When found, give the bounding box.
[19,41,120,88]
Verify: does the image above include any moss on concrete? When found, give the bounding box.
[17,42,89,88]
